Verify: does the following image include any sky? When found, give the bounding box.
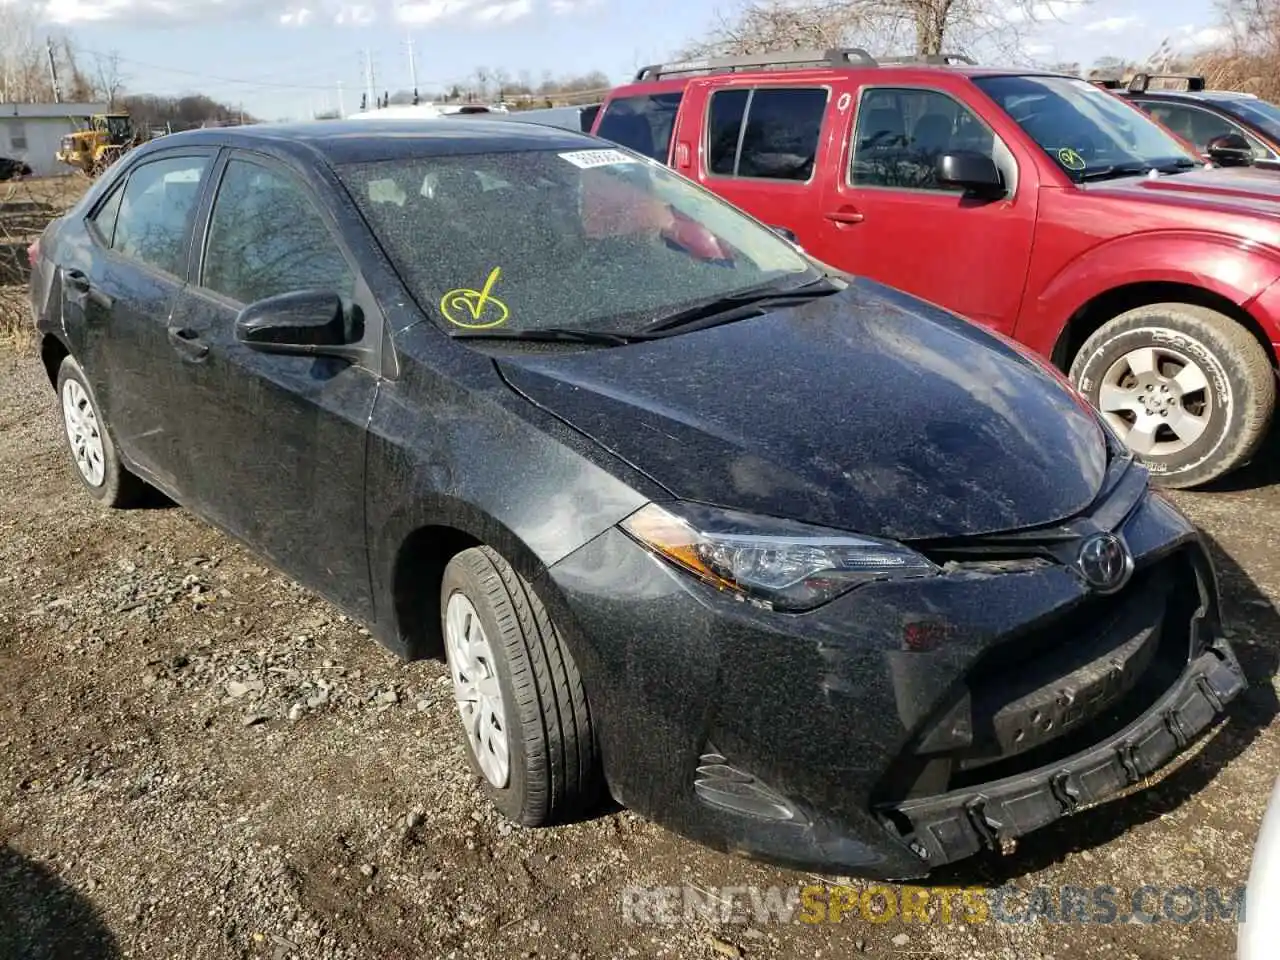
[16,0,1234,120]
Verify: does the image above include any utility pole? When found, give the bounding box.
[337,79,346,119]
[406,35,419,105]
[45,37,62,103]
[363,49,375,112]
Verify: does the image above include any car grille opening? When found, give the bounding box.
[872,545,1210,806]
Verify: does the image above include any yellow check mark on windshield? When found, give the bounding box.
[441,266,510,329]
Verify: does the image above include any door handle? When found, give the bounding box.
[823,208,865,225]
[167,325,210,361]
[65,269,114,312]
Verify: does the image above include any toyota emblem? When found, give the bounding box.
[1076,532,1133,594]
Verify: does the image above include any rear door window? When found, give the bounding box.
[704,87,829,181]
[111,155,211,277]
[594,92,683,162]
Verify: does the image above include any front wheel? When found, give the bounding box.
[1070,303,1276,488]
[440,546,602,826]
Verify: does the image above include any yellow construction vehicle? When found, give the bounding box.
[55,113,144,179]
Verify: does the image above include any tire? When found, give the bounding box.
[55,355,147,508]
[1069,303,1276,488]
[440,545,601,826]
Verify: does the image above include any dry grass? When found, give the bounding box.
[0,174,87,350]
[1191,49,1280,102]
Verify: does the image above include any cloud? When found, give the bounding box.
[334,2,374,22]
[474,0,529,21]
[1004,0,1088,25]
[279,5,313,24]
[37,0,550,25]
[1176,23,1232,50]
[395,0,471,22]
[1082,14,1139,34]
[394,0,532,23]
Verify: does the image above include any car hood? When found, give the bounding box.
[1084,165,1280,222]
[496,278,1110,542]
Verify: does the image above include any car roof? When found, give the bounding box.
[609,64,1072,95]
[1129,89,1260,103]
[129,118,606,166]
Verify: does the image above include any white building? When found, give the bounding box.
[1,102,109,177]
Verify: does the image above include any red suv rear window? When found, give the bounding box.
[595,92,683,162]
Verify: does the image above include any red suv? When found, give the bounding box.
[591,49,1280,488]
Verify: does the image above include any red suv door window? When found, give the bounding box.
[594,92,683,162]
[692,83,836,250]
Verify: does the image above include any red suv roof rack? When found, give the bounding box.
[1126,72,1207,93]
[877,53,978,66]
[631,48,976,82]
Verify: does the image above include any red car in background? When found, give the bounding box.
[591,50,1280,489]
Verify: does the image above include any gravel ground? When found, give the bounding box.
[1,333,1279,959]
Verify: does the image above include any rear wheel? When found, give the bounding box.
[1070,303,1276,488]
[55,355,146,507]
[440,546,601,826]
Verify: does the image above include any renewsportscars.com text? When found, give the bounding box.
[620,883,1247,926]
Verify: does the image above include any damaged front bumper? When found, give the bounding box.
[544,470,1247,880]
[890,634,1243,868]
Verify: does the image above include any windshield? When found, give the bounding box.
[103,116,132,140]
[1218,97,1280,143]
[338,147,815,336]
[973,75,1202,180]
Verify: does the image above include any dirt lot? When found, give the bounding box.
[1,183,1279,958]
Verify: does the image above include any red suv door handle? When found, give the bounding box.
[824,208,865,225]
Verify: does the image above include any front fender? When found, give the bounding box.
[362,362,665,656]
[1017,231,1280,358]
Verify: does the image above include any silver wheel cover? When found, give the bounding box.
[1097,344,1213,457]
[61,379,106,487]
[444,591,510,788]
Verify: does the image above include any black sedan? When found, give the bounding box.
[1,156,32,181]
[1102,73,1280,170]
[27,118,1246,879]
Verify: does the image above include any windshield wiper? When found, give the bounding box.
[1078,162,1152,182]
[1155,158,1200,174]
[645,275,845,334]
[450,327,656,346]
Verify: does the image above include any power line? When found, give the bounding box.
[73,42,615,105]
[74,46,340,91]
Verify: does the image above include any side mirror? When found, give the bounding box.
[1206,132,1253,167]
[936,151,1006,199]
[769,225,800,245]
[234,289,369,362]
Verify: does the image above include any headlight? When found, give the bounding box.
[619,502,938,612]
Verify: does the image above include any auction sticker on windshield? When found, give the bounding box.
[559,149,640,169]
[1058,147,1087,171]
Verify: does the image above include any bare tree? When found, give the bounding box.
[493,67,511,98]
[471,66,492,101]
[94,50,127,109]
[0,3,43,102]
[680,0,1090,63]
[1187,0,1280,100]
